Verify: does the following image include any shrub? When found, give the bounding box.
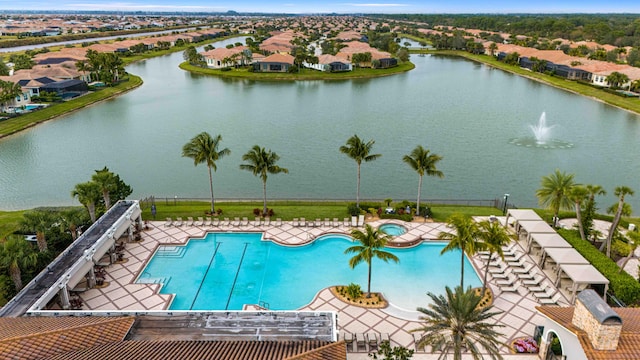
[220,66,232,71]
[345,283,362,299]
[379,214,413,222]
[558,229,640,305]
[253,208,261,216]
[347,203,360,216]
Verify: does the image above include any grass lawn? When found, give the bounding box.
[179,61,415,81]
[0,210,26,240]
[426,50,640,115]
[0,74,142,138]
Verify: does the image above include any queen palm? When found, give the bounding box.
[71,181,101,222]
[240,145,288,215]
[569,186,589,241]
[535,170,576,227]
[412,286,504,360]
[476,220,510,295]
[182,132,230,214]
[344,224,399,298]
[403,145,443,216]
[0,236,39,291]
[339,135,381,208]
[606,186,634,258]
[21,210,55,253]
[439,214,482,289]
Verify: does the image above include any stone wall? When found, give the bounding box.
[572,298,622,350]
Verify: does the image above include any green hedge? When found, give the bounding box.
[558,229,640,305]
[379,214,413,222]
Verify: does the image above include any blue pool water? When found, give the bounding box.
[379,223,407,236]
[136,233,481,311]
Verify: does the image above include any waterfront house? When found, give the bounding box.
[202,46,252,69]
[304,54,352,72]
[254,53,295,72]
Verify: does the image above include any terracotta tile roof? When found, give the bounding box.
[48,340,339,360]
[202,46,248,59]
[261,53,295,64]
[0,317,134,360]
[285,341,346,360]
[537,306,640,360]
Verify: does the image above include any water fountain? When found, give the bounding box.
[509,112,574,149]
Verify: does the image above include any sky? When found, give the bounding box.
[3,1,640,14]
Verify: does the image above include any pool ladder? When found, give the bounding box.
[258,301,270,310]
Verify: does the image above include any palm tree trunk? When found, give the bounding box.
[481,251,491,294]
[356,163,361,208]
[262,179,268,216]
[367,261,372,298]
[10,263,22,291]
[103,190,111,210]
[607,199,625,258]
[36,231,47,253]
[460,251,465,289]
[575,202,586,241]
[208,165,215,213]
[416,174,423,216]
[88,203,97,223]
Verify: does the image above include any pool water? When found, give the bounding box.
[379,223,407,236]
[137,233,481,311]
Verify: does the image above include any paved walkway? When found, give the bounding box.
[70,218,543,358]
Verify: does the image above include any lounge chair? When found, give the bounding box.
[522,273,545,286]
[495,273,519,286]
[358,214,365,226]
[324,218,331,227]
[211,218,219,227]
[195,217,204,226]
[301,217,307,226]
[333,218,340,227]
[503,242,519,252]
[186,217,194,226]
[504,251,525,263]
[380,333,390,344]
[356,333,366,352]
[351,216,358,227]
[205,217,212,226]
[241,217,249,226]
[275,218,282,226]
[164,218,173,227]
[512,263,535,274]
[343,332,354,352]
[222,217,230,226]
[253,217,261,226]
[491,268,513,279]
[292,218,299,227]
[344,218,350,227]
[264,217,271,226]
[315,218,322,227]
[530,282,554,295]
[499,283,520,293]
[367,332,378,350]
[539,292,563,305]
[232,217,240,226]
[175,217,183,227]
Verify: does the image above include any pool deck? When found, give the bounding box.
[71,218,546,358]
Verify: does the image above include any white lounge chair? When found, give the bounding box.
[275,218,282,226]
[253,217,261,226]
[292,218,299,227]
[522,273,545,286]
[324,218,331,227]
[358,214,365,227]
[351,216,358,227]
[532,287,556,299]
[492,268,513,279]
[195,217,204,226]
[175,217,183,227]
[186,217,194,226]
[315,218,322,227]
[512,263,535,274]
[504,252,525,263]
[241,217,249,226]
[344,217,350,227]
[499,283,520,293]
[222,218,230,226]
[488,264,509,274]
[164,218,173,227]
[232,217,240,226]
[205,217,212,226]
[333,218,340,227]
[263,217,271,226]
[300,217,306,227]
[495,273,519,286]
[539,292,563,305]
[211,217,219,227]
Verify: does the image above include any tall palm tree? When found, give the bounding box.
[438,214,482,289]
[92,167,117,210]
[0,236,39,291]
[403,145,443,216]
[345,224,399,298]
[584,184,606,240]
[476,220,510,295]
[20,210,55,252]
[182,132,230,214]
[569,185,589,241]
[71,181,101,222]
[412,286,505,360]
[339,135,381,208]
[535,170,576,227]
[240,145,288,215]
[60,208,88,241]
[606,186,634,258]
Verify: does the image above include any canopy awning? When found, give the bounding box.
[506,209,542,231]
[527,233,571,253]
[557,263,609,303]
[543,247,589,267]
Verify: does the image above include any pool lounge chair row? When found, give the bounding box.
[163,217,285,228]
[342,332,389,352]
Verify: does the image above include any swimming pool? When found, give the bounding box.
[136,233,481,311]
[379,223,407,236]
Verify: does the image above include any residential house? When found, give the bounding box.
[304,54,352,72]
[202,46,252,69]
[254,53,295,72]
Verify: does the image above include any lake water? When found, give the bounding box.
[1,37,639,212]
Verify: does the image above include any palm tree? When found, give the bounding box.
[60,208,87,241]
[488,42,498,56]
[476,220,511,295]
[71,181,101,222]
[403,145,443,216]
[339,135,382,208]
[92,167,117,210]
[605,71,630,89]
[412,286,505,360]
[569,185,589,241]
[535,170,576,227]
[606,186,634,258]
[344,224,399,298]
[20,210,55,252]
[240,145,288,215]
[182,132,230,214]
[0,236,39,291]
[438,214,482,289]
[584,184,606,240]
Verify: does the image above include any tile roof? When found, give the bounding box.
[47,340,342,360]
[537,306,640,360]
[261,53,295,64]
[0,317,134,360]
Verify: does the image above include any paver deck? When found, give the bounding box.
[68,217,543,358]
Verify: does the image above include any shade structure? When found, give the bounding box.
[543,247,589,269]
[506,209,542,231]
[557,263,609,303]
[527,233,571,254]
[518,220,555,245]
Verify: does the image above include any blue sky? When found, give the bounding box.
[3,0,640,13]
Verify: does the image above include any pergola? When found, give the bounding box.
[557,264,609,304]
[527,233,571,254]
[517,220,555,243]
[505,209,542,231]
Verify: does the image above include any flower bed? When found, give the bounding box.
[511,337,539,354]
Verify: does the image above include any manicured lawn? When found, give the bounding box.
[0,210,26,239]
[427,50,640,115]
[179,61,415,81]
[0,75,142,138]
